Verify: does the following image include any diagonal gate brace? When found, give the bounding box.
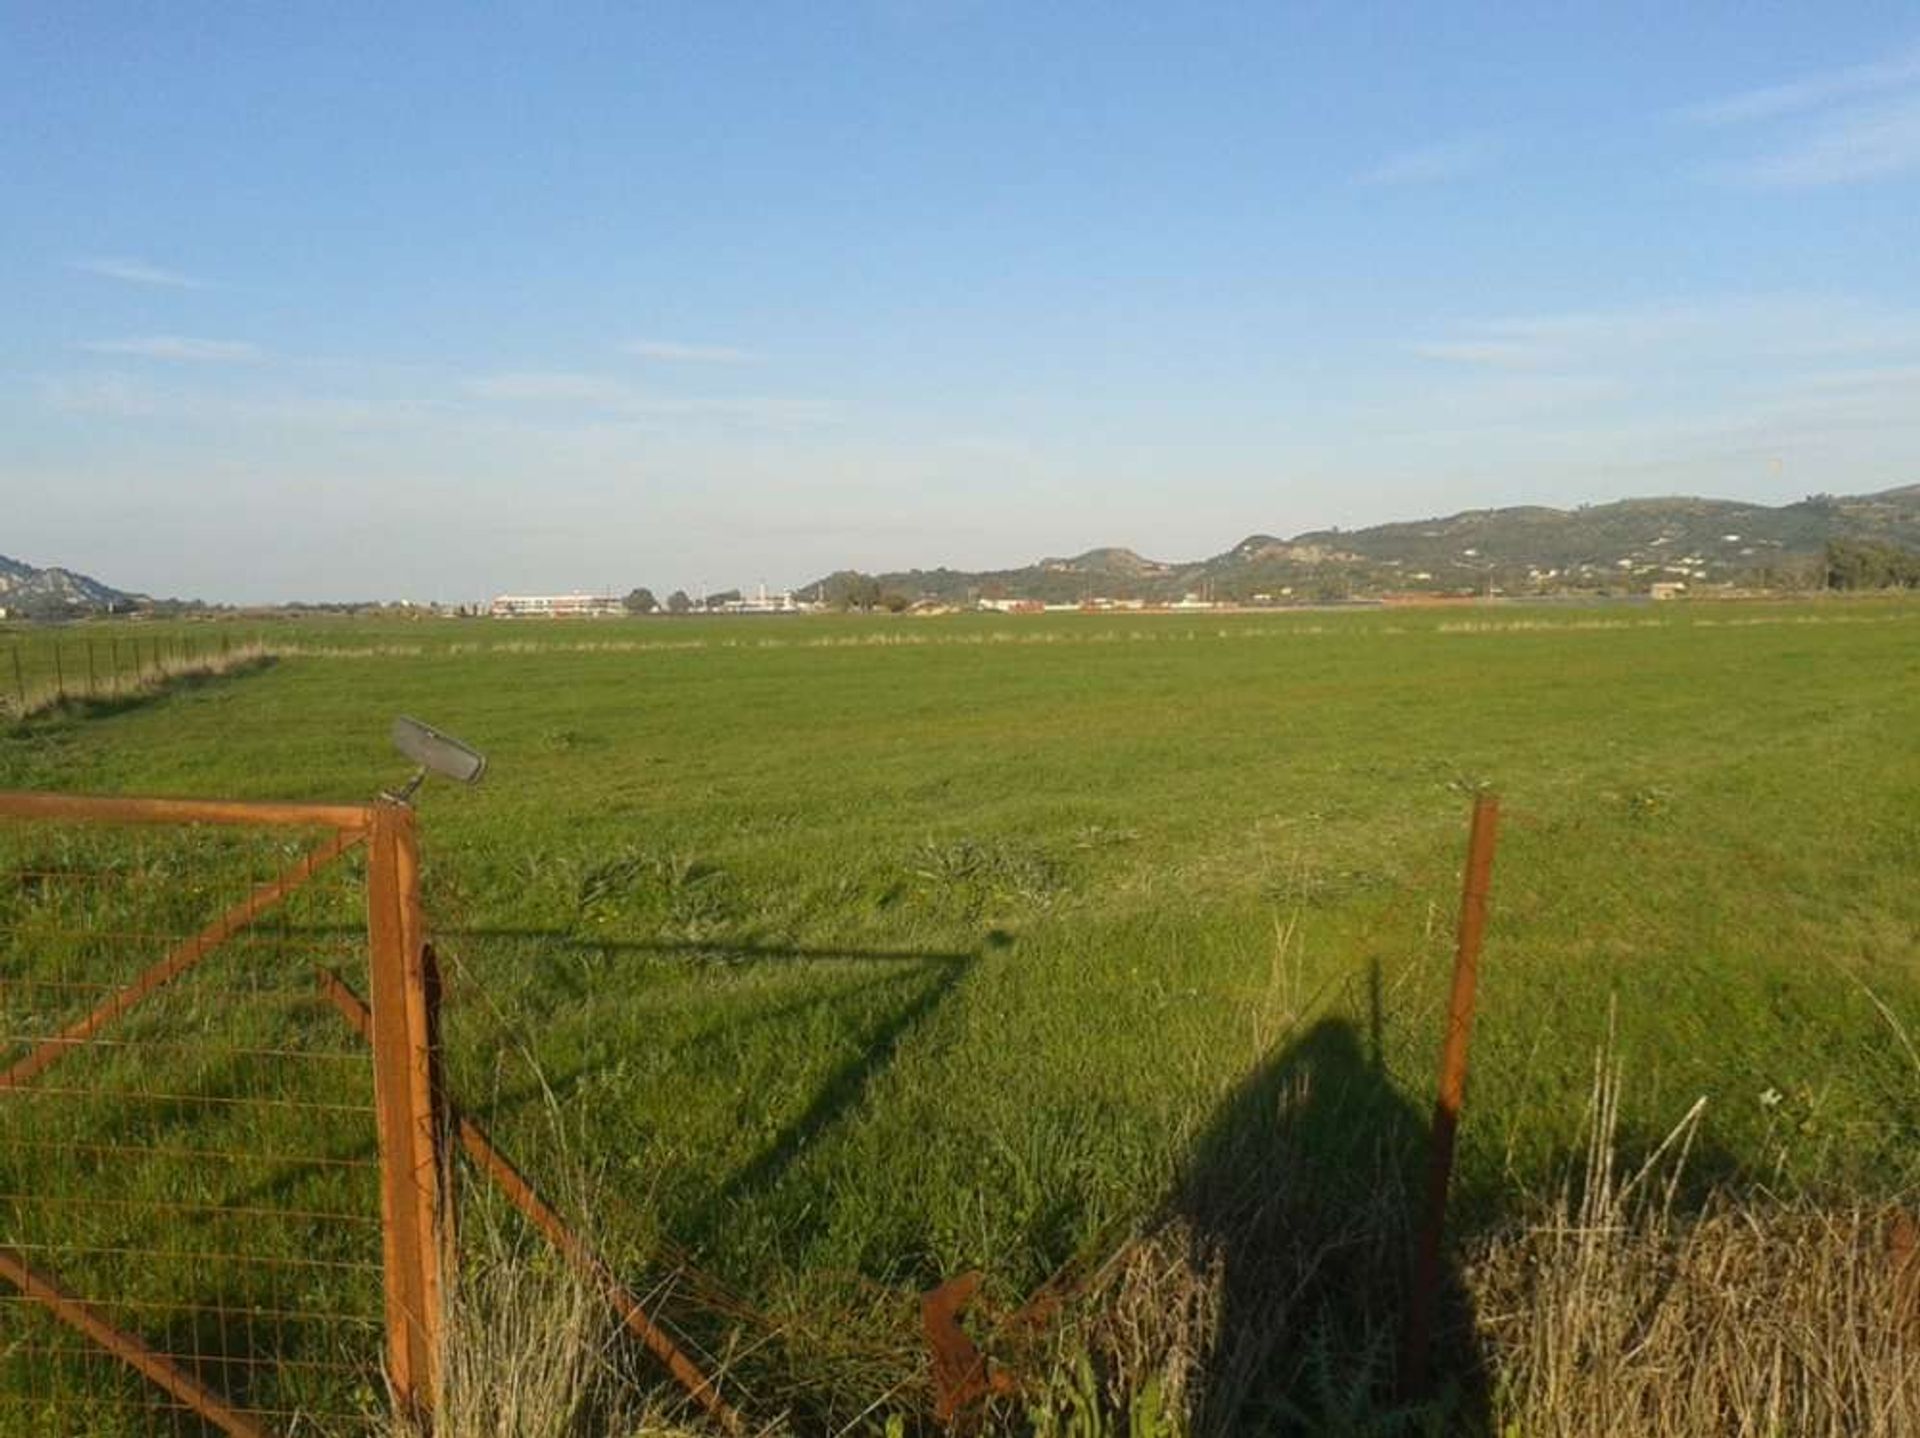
[0,794,373,1435]
[313,965,743,1434]
[0,1246,270,1438]
[1,827,365,1091]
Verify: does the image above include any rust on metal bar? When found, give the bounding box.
[1892,1210,1920,1345]
[392,808,448,1404]
[0,789,374,833]
[0,828,365,1092]
[314,966,743,1433]
[1400,790,1501,1401]
[0,1246,271,1438]
[366,802,441,1418]
[314,966,373,1044]
[922,1272,1016,1426]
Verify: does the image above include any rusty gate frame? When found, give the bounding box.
[0,790,448,1432]
[0,790,740,1435]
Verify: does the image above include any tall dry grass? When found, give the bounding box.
[1,641,274,722]
[428,1233,620,1437]
[1473,1047,1919,1438]
[388,1206,732,1438]
[368,1037,1912,1437]
[1024,1033,1916,1437]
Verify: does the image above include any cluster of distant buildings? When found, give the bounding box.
[489,546,1758,619]
[488,593,624,618]
[976,594,1227,613]
[489,588,1259,619]
[489,584,819,618]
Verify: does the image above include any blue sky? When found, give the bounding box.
[5,4,1920,603]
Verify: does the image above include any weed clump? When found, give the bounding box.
[909,836,1067,917]
[573,849,742,938]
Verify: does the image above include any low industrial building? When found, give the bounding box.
[489,593,624,618]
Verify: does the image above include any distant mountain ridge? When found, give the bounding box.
[0,554,143,616]
[808,484,1920,604]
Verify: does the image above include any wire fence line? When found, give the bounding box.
[1,633,272,723]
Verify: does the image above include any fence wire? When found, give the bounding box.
[0,817,384,1436]
[2,633,259,719]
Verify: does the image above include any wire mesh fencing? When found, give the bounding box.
[0,789,755,1436]
[0,797,422,1436]
[1,633,267,723]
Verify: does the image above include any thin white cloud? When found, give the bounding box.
[1408,340,1553,369]
[75,336,263,363]
[1683,45,1920,126]
[465,370,837,429]
[67,257,207,289]
[621,339,757,363]
[1728,94,1920,188]
[1355,138,1497,187]
[1380,294,1920,474]
[1413,293,1920,378]
[629,394,837,426]
[39,373,447,430]
[37,374,171,419]
[465,371,628,402]
[1801,363,1920,391]
[1683,44,1920,188]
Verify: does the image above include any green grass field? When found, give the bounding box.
[3,601,1918,1432]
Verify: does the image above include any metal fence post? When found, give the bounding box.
[1401,790,1500,1400]
[367,801,449,1421]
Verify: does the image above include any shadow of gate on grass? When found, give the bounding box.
[214,929,987,1268]
[1169,1011,1490,1436]
[430,930,989,1243]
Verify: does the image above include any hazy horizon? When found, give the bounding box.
[7,476,1912,609]
[7,7,1920,603]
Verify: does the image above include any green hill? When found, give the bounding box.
[809,485,1920,603]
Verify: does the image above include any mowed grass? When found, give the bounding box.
[2,601,1918,1426]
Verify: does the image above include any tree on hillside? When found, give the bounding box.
[623,587,658,614]
[826,573,883,611]
[666,589,692,614]
[1825,538,1920,590]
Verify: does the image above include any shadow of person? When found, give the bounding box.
[1170,1014,1490,1436]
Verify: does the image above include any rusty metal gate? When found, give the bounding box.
[0,793,446,1436]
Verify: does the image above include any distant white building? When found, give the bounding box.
[490,593,623,618]
[712,584,802,614]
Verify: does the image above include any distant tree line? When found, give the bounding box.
[821,572,910,611]
[1824,539,1920,590]
[624,573,911,614]
[622,587,754,615]
[620,588,694,614]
